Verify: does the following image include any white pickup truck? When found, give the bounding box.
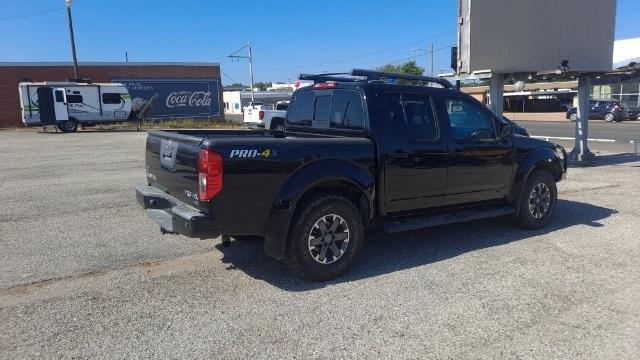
[243,101,289,131]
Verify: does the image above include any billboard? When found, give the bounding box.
[458,0,616,74]
[113,79,220,119]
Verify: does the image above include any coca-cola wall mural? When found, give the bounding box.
[113,79,221,119]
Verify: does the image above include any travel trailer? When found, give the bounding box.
[19,81,132,132]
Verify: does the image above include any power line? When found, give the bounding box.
[0,8,64,22]
[254,1,401,51]
[253,30,456,72]
[221,71,237,84]
[386,43,455,66]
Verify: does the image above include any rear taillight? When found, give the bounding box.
[197,149,223,201]
[259,110,265,120]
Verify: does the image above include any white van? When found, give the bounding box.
[19,81,132,132]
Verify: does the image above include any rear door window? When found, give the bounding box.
[386,92,438,140]
[331,90,365,130]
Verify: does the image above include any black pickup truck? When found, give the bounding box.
[136,69,566,281]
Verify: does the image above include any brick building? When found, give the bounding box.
[0,62,222,127]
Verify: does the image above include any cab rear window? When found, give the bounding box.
[287,89,365,130]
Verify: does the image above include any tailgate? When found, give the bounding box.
[243,108,261,124]
[145,131,204,210]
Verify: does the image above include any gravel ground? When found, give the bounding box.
[0,130,639,359]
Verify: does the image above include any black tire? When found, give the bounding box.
[604,113,615,122]
[569,113,578,121]
[284,194,364,281]
[270,120,286,132]
[58,119,78,133]
[516,170,557,230]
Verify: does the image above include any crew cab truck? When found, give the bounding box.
[136,69,567,281]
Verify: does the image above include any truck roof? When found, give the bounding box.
[297,68,455,91]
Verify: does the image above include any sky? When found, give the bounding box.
[1,0,639,85]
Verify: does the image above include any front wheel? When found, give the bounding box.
[516,170,557,230]
[569,113,578,121]
[604,113,615,122]
[285,194,364,281]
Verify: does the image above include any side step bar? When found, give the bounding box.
[383,206,516,233]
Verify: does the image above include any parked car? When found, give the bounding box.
[243,101,289,130]
[566,99,629,122]
[559,101,573,112]
[627,106,640,121]
[136,69,567,281]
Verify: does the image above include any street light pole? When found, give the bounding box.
[65,0,79,79]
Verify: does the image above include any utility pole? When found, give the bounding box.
[65,0,79,79]
[125,51,129,62]
[228,42,255,102]
[412,43,435,77]
[430,42,434,77]
[248,43,255,102]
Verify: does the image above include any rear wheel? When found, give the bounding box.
[270,120,286,132]
[516,170,557,230]
[58,119,78,133]
[569,113,578,121]
[285,194,364,281]
[604,113,615,122]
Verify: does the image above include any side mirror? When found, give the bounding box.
[500,123,514,138]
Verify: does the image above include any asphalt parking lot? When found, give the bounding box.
[1,129,639,359]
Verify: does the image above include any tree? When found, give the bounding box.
[377,61,425,76]
[254,82,267,91]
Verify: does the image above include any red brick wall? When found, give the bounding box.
[0,63,223,127]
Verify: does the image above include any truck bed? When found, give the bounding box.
[144,129,375,237]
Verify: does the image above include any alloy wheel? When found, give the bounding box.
[307,214,349,264]
[528,183,551,219]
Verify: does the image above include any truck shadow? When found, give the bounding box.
[216,199,617,292]
[587,153,640,167]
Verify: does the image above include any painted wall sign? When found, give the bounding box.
[114,79,220,119]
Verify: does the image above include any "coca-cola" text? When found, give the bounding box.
[166,91,212,108]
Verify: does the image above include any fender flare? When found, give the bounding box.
[508,147,563,211]
[262,159,374,259]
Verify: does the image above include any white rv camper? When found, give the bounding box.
[19,81,132,132]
